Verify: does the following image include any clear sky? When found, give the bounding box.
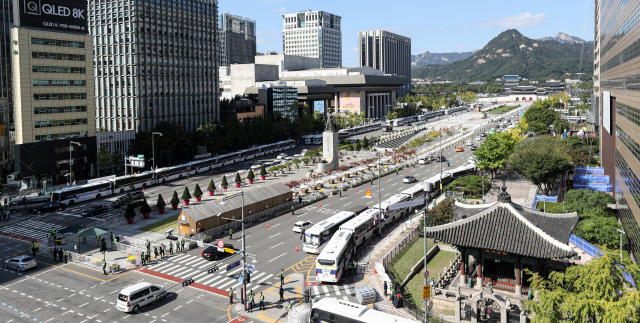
[219,0,594,67]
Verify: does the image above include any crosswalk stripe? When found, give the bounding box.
[312,286,319,296]
[198,261,214,269]
[175,268,197,278]
[187,258,208,267]
[192,272,209,280]
[251,272,266,281]
[333,285,341,295]
[343,296,349,301]
[226,267,243,276]
[179,256,201,265]
[149,262,174,271]
[322,285,329,295]
[342,285,351,294]
[202,275,223,286]
[256,275,271,284]
[159,265,182,275]
[169,254,188,261]
[216,279,236,289]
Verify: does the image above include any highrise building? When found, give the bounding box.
[89,0,219,133]
[219,13,256,66]
[11,0,96,186]
[282,10,342,68]
[595,0,640,260]
[0,1,13,176]
[358,30,411,96]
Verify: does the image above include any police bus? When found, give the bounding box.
[372,194,410,224]
[110,172,155,194]
[310,298,418,323]
[51,181,113,205]
[303,211,357,254]
[315,231,354,283]
[8,195,52,213]
[340,212,377,248]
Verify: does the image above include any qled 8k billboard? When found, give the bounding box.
[14,0,88,34]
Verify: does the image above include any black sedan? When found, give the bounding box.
[35,202,66,214]
[202,245,234,261]
[434,155,447,162]
[82,205,109,217]
[471,146,477,151]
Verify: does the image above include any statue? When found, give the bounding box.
[325,114,336,132]
[497,180,512,203]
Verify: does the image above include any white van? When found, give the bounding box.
[418,156,429,164]
[116,282,166,313]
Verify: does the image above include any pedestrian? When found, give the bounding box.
[161,244,165,258]
[286,301,292,315]
[371,179,373,185]
[154,246,158,261]
[58,248,63,263]
[339,190,342,197]
[298,196,302,204]
[354,260,358,277]
[250,289,255,307]
[64,250,68,263]
[47,232,51,245]
[146,240,150,252]
[248,293,254,313]
[53,247,57,263]
[229,228,233,240]
[279,286,284,302]
[229,288,234,304]
[102,260,108,275]
[390,284,395,301]
[169,242,173,255]
[181,239,185,252]
[291,205,295,215]
[140,251,145,265]
[280,269,285,285]
[259,292,265,310]
[145,251,150,263]
[31,241,36,256]
[383,281,388,296]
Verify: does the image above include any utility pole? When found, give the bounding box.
[219,192,246,310]
[152,132,163,171]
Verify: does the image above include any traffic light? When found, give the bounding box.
[181,278,194,287]
[207,265,218,273]
[246,272,250,284]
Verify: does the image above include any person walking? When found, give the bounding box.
[383,281,388,296]
[259,292,265,310]
[248,293,254,313]
[64,250,68,263]
[181,239,185,252]
[154,246,158,262]
[58,248,63,263]
[146,240,150,252]
[53,247,57,263]
[102,260,108,275]
[31,241,37,256]
[229,228,233,240]
[229,288,234,304]
[279,286,284,302]
[250,290,255,307]
[280,269,285,285]
[169,242,173,255]
[285,301,292,316]
[291,205,295,215]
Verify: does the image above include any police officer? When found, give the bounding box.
[229,228,233,240]
[229,288,234,304]
[390,283,395,301]
[259,292,265,310]
[146,240,150,252]
[250,289,255,307]
[64,250,68,263]
[31,241,37,256]
[353,260,358,277]
[248,292,254,313]
[169,242,173,255]
[279,285,284,302]
[280,269,285,285]
[286,301,292,315]
[291,205,295,215]
[347,261,352,278]
[140,251,145,265]
[181,239,185,252]
[145,250,150,263]
[53,247,57,263]
[102,260,108,275]
[47,232,51,245]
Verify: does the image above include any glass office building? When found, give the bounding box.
[89,0,219,133]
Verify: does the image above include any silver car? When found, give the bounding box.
[5,255,37,272]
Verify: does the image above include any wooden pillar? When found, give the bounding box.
[476,250,483,288]
[460,248,466,286]
[515,256,522,295]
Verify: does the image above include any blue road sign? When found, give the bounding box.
[238,276,243,283]
[226,260,241,272]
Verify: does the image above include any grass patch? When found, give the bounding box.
[140,215,179,232]
[389,238,434,280]
[487,105,516,114]
[404,250,457,308]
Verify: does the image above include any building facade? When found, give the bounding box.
[358,30,411,96]
[219,13,256,66]
[0,0,13,177]
[594,0,640,261]
[89,0,219,133]
[282,10,341,68]
[11,0,97,186]
[258,84,298,118]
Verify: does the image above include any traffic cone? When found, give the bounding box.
[267,224,270,229]
[319,204,321,208]
[143,187,145,192]
[374,269,377,274]
[295,246,298,252]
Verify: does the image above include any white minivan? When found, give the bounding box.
[117,282,166,313]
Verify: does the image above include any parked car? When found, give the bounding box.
[293,221,313,233]
[82,204,109,217]
[434,155,447,162]
[202,244,234,261]
[35,202,66,214]
[277,153,288,160]
[128,191,145,200]
[403,176,417,184]
[4,255,36,272]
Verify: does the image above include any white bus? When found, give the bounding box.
[8,195,52,213]
[400,184,426,213]
[110,172,155,193]
[311,298,418,323]
[154,165,190,183]
[303,211,357,254]
[51,181,113,205]
[315,231,354,283]
[340,211,378,248]
[373,194,410,224]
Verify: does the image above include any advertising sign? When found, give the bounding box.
[603,91,611,134]
[314,101,325,114]
[339,91,361,112]
[14,0,88,34]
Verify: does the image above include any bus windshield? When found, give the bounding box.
[52,193,61,202]
[305,234,320,246]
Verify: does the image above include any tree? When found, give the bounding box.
[362,136,369,148]
[428,199,454,225]
[139,198,151,214]
[221,175,229,188]
[573,216,622,248]
[579,92,591,104]
[193,183,203,198]
[458,91,478,105]
[170,191,179,205]
[156,194,166,209]
[181,187,191,201]
[207,179,216,192]
[472,131,519,179]
[523,249,640,323]
[260,165,267,177]
[559,189,615,218]
[234,172,241,184]
[112,149,123,166]
[96,145,113,168]
[552,117,571,135]
[507,137,573,194]
[523,100,559,134]
[247,169,255,180]
[123,203,136,219]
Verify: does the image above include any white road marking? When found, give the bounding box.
[268,233,281,239]
[270,242,284,249]
[268,253,287,262]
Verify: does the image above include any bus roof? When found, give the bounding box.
[359,208,381,219]
[305,211,356,235]
[340,213,375,232]
[312,298,419,323]
[53,181,110,193]
[373,194,410,210]
[401,184,424,197]
[317,231,353,261]
[346,205,368,215]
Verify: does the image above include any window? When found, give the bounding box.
[32,52,85,61]
[31,38,85,48]
[33,93,87,100]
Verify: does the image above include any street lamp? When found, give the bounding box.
[617,229,626,260]
[218,191,247,310]
[69,141,80,184]
[152,132,163,171]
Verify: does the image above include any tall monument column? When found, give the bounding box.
[318,114,339,172]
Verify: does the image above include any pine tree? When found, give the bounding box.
[170,191,179,205]
[207,179,216,192]
[139,198,151,214]
[260,165,267,176]
[221,175,229,188]
[181,187,192,200]
[156,194,166,208]
[193,183,203,197]
[123,203,136,219]
[234,172,241,184]
[247,169,255,180]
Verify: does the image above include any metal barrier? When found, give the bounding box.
[38,246,129,273]
[374,304,419,321]
[108,240,145,257]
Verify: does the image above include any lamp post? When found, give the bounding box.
[152,132,163,171]
[218,191,247,310]
[69,141,80,183]
[617,229,626,260]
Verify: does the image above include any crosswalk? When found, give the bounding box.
[63,201,121,218]
[0,220,66,240]
[311,284,359,303]
[146,253,276,293]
